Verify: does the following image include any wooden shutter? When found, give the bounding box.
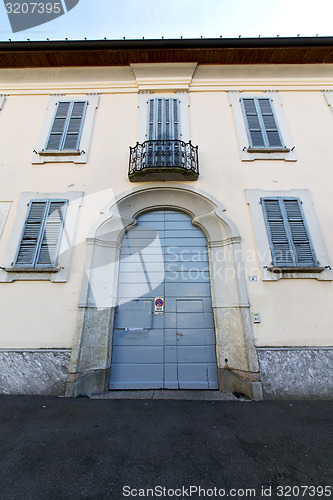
[261,197,317,267]
[63,101,87,150]
[46,102,70,151]
[15,200,67,268]
[15,201,47,266]
[242,98,265,148]
[147,98,180,140]
[241,98,283,149]
[258,99,283,148]
[36,201,67,266]
[46,101,87,151]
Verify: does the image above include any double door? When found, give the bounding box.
[109,210,218,390]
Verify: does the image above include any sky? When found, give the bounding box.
[0,0,332,41]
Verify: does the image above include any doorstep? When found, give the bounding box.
[90,390,246,401]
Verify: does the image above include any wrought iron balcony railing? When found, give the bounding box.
[129,140,199,181]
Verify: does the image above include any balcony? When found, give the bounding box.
[129,140,199,181]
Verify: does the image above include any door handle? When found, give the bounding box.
[177,332,183,336]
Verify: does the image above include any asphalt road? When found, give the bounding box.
[0,396,332,500]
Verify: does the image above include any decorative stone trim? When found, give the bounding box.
[66,183,262,400]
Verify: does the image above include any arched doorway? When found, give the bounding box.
[65,184,262,399]
[109,209,219,390]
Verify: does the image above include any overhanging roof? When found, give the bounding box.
[0,37,333,68]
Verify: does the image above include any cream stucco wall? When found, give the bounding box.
[0,64,332,350]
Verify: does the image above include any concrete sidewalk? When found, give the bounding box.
[0,396,332,500]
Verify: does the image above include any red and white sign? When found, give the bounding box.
[154,297,164,315]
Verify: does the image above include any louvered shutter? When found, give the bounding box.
[36,202,67,266]
[147,98,180,166]
[261,197,317,267]
[241,98,283,149]
[15,200,67,268]
[147,99,155,141]
[16,201,47,266]
[242,99,265,148]
[46,101,87,151]
[258,99,283,148]
[147,98,180,140]
[46,102,70,151]
[283,199,316,266]
[63,101,87,150]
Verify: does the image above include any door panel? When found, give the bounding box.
[109,210,219,390]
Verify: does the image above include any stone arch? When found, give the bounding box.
[65,183,262,399]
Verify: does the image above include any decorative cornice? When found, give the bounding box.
[208,237,242,248]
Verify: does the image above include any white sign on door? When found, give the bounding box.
[154,297,164,315]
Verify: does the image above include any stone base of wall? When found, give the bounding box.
[0,350,71,396]
[258,348,333,400]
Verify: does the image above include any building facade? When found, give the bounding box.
[0,38,332,399]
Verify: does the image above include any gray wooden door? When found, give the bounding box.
[109,210,218,389]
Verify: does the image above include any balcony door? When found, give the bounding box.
[146,98,181,167]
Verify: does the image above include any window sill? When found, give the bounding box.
[267,266,325,274]
[247,147,290,153]
[5,267,60,273]
[39,150,81,156]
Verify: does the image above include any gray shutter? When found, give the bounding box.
[46,102,70,151]
[283,199,316,266]
[63,101,87,151]
[242,98,265,148]
[172,98,180,140]
[147,98,180,140]
[36,201,67,266]
[15,201,47,266]
[261,197,317,267]
[257,98,283,148]
[262,198,294,266]
[15,200,67,268]
[147,99,155,141]
[241,98,283,149]
[46,101,87,151]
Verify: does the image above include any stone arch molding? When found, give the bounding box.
[65,183,263,399]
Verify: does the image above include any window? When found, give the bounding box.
[246,189,332,281]
[261,197,317,269]
[147,97,180,140]
[14,199,67,269]
[0,191,82,283]
[146,97,181,166]
[45,101,87,152]
[32,94,99,164]
[228,91,297,161]
[129,92,198,181]
[241,98,284,150]
[138,92,190,143]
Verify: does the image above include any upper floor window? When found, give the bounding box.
[45,101,87,152]
[32,94,99,164]
[129,94,198,181]
[14,199,67,269]
[228,91,297,161]
[246,189,331,281]
[147,97,180,141]
[261,197,317,269]
[0,191,82,283]
[241,97,285,151]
